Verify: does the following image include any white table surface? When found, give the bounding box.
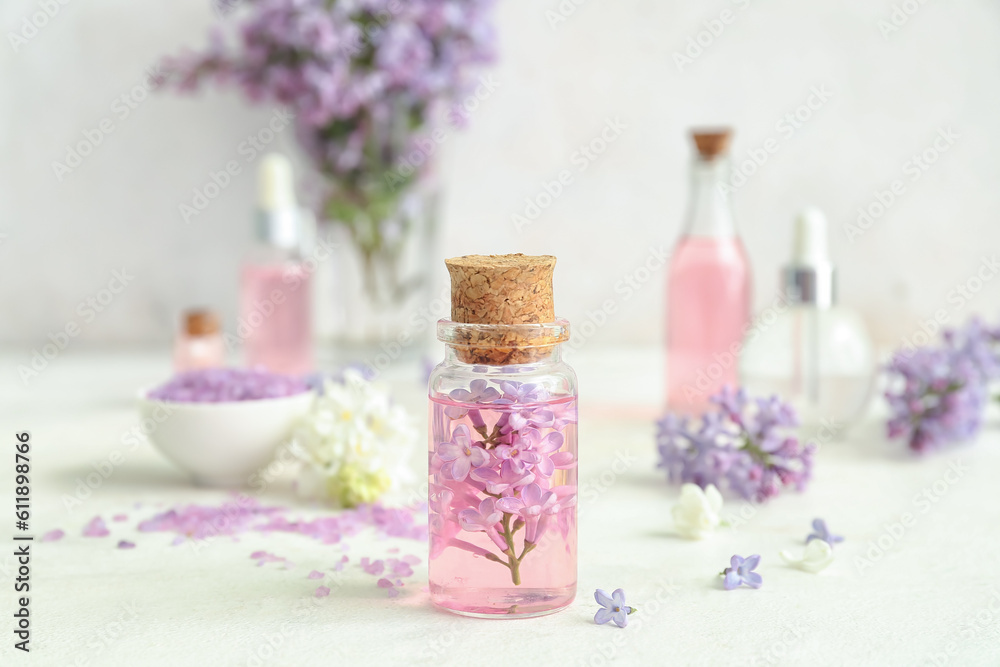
[1,347,998,667]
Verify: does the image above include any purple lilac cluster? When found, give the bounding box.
[147,368,310,402]
[430,380,577,585]
[656,387,815,503]
[885,317,1000,452]
[161,0,495,183]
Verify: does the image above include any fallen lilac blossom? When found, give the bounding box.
[377,578,400,598]
[360,557,385,575]
[251,551,293,568]
[315,586,330,598]
[83,517,110,538]
[138,499,283,540]
[41,529,65,542]
[307,570,325,580]
[134,495,428,547]
[389,560,413,577]
[117,540,136,549]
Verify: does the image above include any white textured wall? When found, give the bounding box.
[3,0,999,352]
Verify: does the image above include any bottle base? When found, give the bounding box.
[430,585,575,618]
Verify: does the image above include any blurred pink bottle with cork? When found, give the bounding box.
[666,129,751,414]
[174,309,226,372]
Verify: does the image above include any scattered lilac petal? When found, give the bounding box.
[361,558,385,576]
[315,586,330,598]
[307,570,325,580]
[377,578,394,588]
[806,518,844,546]
[402,554,421,565]
[392,561,413,577]
[83,517,110,538]
[41,529,65,542]
[117,540,136,549]
[387,588,400,598]
[113,514,128,522]
[252,551,292,568]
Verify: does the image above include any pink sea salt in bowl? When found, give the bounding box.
[138,368,315,488]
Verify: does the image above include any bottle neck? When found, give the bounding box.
[683,157,737,238]
[443,344,563,367]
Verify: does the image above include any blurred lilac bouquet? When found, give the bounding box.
[885,317,1000,453]
[656,388,815,503]
[161,0,495,303]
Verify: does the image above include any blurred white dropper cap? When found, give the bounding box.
[255,153,301,248]
[258,153,297,211]
[783,207,835,307]
[791,207,830,268]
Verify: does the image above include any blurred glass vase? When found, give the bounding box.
[315,171,438,360]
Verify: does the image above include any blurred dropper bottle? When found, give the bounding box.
[666,129,752,414]
[240,153,314,375]
[174,309,225,372]
[740,208,874,433]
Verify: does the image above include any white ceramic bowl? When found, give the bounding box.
[138,389,315,487]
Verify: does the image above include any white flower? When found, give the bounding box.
[292,370,415,507]
[671,483,723,539]
[780,538,835,573]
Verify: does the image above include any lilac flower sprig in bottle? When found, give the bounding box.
[428,255,578,617]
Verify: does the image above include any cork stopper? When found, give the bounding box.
[443,254,563,365]
[182,309,220,337]
[691,129,732,160]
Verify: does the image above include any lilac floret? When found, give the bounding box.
[147,368,310,403]
[722,554,762,590]
[806,518,844,546]
[594,589,635,628]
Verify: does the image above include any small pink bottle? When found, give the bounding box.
[174,309,225,372]
[240,154,313,375]
[666,130,751,414]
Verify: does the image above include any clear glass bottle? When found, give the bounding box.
[428,321,578,618]
[173,309,225,372]
[740,208,875,433]
[240,154,313,375]
[666,129,752,414]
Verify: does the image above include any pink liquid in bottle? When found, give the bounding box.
[666,236,750,413]
[666,131,752,414]
[428,394,578,617]
[240,262,313,375]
